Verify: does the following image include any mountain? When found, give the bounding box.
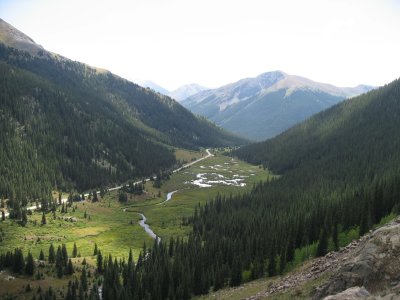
[137,81,209,102]
[0,18,244,201]
[90,76,400,299]
[168,83,208,101]
[0,18,45,55]
[136,80,170,95]
[227,76,400,294]
[181,71,374,140]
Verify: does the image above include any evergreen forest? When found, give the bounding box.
[94,78,400,299]
[0,43,244,209]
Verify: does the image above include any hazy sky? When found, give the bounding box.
[1,0,399,90]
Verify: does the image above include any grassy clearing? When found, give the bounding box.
[0,150,270,261]
[0,150,272,298]
[175,148,204,164]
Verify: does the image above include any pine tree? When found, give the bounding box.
[268,254,276,277]
[316,227,329,257]
[66,259,74,275]
[93,243,98,256]
[92,191,98,202]
[332,223,339,251]
[230,256,242,287]
[72,242,78,258]
[81,266,88,291]
[39,249,45,261]
[41,212,46,225]
[1,210,5,221]
[62,244,69,266]
[21,209,28,226]
[13,248,25,274]
[48,243,55,263]
[97,250,103,273]
[78,285,85,300]
[25,251,35,275]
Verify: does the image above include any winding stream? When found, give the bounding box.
[137,190,179,241]
[138,213,160,242]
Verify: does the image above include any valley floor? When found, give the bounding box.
[0,148,272,298]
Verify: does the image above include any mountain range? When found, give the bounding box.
[181,71,374,140]
[0,18,243,199]
[137,80,208,102]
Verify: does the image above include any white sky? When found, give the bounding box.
[1,0,399,90]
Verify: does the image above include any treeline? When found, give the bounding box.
[96,78,400,298]
[0,57,175,201]
[96,170,400,299]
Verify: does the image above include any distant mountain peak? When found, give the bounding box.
[169,83,209,101]
[0,18,44,55]
[181,71,375,140]
[136,80,170,95]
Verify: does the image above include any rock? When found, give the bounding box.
[322,286,370,299]
[314,219,400,299]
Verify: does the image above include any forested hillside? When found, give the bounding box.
[0,39,243,206]
[92,78,400,299]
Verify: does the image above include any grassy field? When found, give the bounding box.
[0,149,271,261]
[0,149,272,298]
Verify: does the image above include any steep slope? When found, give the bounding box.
[182,71,374,140]
[0,18,44,55]
[84,77,400,299]
[0,19,244,203]
[169,83,208,101]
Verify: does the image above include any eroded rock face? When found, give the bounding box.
[314,219,400,299]
[323,286,370,300]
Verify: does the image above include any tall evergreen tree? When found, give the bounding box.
[48,243,55,263]
[25,251,35,275]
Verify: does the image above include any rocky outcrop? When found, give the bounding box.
[323,286,371,299]
[248,217,400,299]
[314,218,400,299]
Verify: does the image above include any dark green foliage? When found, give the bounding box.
[21,209,28,226]
[25,251,35,276]
[121,182,144,195]
[81,266,88,291]
[66,259,74,275]
[41,212,46,225]
[0,43,244,207]
[72,243,78,258]
[39,249,45,261]
[316,227,329,257]
[118,191,128,203]
[13,248,25,274]
[92,191,98,203]
[96,250,103,273]
[48,244,55,263]
[96,78,400,299]
[0,248,30,274]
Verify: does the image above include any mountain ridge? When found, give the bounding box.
[0,18,244,200]
[137,80,208,101]
[182,71,375,140]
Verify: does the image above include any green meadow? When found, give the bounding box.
[0,150,271,261]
